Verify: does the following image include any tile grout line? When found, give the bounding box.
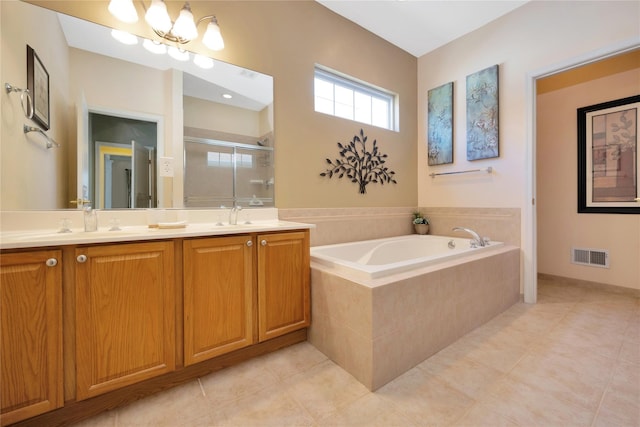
[588,309,637,426]
[197,377,207,397]
[589,365,617,427]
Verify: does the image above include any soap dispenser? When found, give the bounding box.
[84,205,98,232]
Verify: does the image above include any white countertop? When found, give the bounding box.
[0,221,313,249]
[0,209,314,250]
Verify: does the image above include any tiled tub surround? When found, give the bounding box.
[278,207,521,247]
[309,245,520,390]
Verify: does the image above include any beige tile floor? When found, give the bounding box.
[76,277,639,427]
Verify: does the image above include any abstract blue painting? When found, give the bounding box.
[427,82,453,165]
[466,65,499,160]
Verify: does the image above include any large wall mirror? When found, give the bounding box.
[1,0,274,210]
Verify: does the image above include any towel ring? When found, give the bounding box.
[5,83,34,120]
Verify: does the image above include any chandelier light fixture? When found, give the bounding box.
[108,0,225,51]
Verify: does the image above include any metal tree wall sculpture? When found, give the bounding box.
[320,129,397,194]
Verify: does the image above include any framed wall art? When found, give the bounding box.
[577,94,639,214]
[27,45,50,130]
[427,82,453,165]
[466,64,499,161]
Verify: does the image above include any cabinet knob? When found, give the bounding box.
[261,240,267,246]
[46,258,58,267]
[77,254,88,263]
[246,240,253,247]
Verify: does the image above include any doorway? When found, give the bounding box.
[526,39,639,303]
[88,113,158,209]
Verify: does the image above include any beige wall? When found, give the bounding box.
[417,1,639,290]
[537,68,640,290]
[1,0,70,209]
[183,96,262,137]
[29,0,418,209]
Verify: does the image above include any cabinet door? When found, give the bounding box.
[183,236,254,366]
[257,231,310,342]
[75,242,175,400]
[1,250,63,425]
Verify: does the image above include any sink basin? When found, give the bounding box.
[211,222,284,230]
[1,220,309,249]
[13,232,79,241]
[10,229,143,241]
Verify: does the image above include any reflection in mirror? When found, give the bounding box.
[182,70,275,208]
[184,138,274,208]
[90,113,158,209]
[0,1,274,210]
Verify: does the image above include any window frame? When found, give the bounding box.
[314,66,398,131]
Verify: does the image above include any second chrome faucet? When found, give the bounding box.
[229,205,242,225]
[452,227,488,247]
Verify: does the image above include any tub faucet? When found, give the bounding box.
[229,205,242,225]
[452,227,487,247]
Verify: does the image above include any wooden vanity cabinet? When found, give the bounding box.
[183,235,255,366]
[0,228,310,424]
[0,250,63,426]
[74,241,175,401]
[257,231,310,342]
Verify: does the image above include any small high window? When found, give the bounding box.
[314,66,397,131]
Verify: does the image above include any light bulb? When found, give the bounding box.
[145,0,172,33]
[193,54,214,69]
[111,29,138,45]
[143,39,167,54]
[168,46,190,61]
[172,3,198,41]
[202,18,224,51]
[108,0,138,23]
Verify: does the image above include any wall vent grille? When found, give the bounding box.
[571,247,609,268]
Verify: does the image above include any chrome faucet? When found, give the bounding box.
[452,227,487,247]
[229,205,242,225]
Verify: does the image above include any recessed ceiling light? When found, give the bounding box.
[222,93,232,99]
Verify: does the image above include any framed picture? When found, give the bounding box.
[27,45,50,130]
[466,64,499,161]
[427,82,454,165]
[577,95,640,214]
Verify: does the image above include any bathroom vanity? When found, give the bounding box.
[0,210,311,426]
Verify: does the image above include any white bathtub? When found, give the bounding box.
[309,235,519,390]
[310,234,504,280]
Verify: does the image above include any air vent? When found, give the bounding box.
[571,247,609,268]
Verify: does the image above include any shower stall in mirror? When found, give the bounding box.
[184,137,274,208]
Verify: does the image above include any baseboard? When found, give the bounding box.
[538,273,640,297]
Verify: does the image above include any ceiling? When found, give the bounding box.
[316,1,530,57]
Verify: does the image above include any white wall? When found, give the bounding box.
[1,0,70,209]
[417,1,640,290]
[537,68,640,290]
